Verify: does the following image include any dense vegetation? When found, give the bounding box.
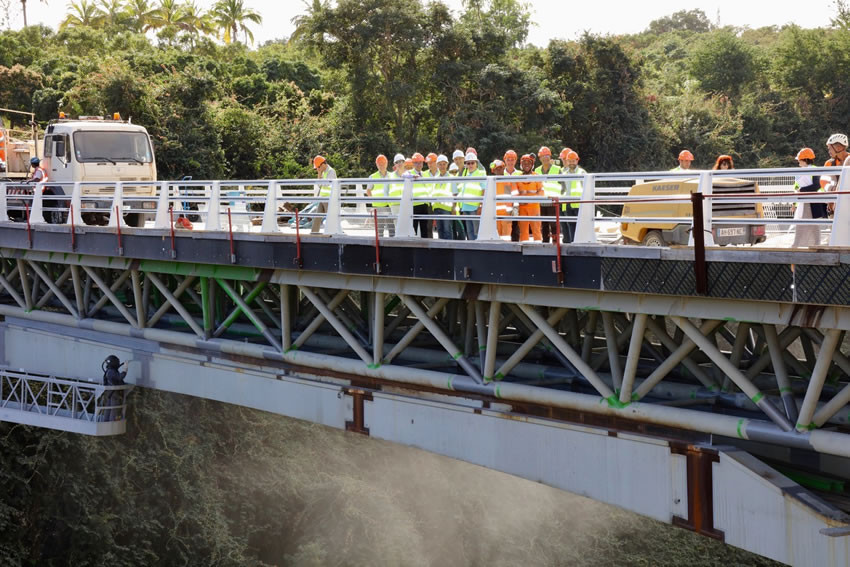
[2,2,850,178]
[0,388,780,566]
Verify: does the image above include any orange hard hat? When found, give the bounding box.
[795,148,815,161]
[465,147,477,156]
[404,158,413,167]
[375,154,388,166]
[538,146,552,157]
[678,150,694,161]
[520,153,535,163]
[559,147,573,161]
[426,152,438,163]
[565,150,579,161]
[411,152,425,162]
[313,155,326,169]
[503,149,517,161]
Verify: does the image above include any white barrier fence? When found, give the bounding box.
[1,166,849,247]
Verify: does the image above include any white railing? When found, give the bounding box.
[1,166,848,248]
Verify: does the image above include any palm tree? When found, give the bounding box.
[123,0,156,32]
[147,0,190,40]
[20,0,48,27]
[98,0,127,27]
[180,0,214,40]
[212,0,261,45]
[60,0,101,29]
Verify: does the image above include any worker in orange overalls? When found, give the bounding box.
[515,154,543,242]
[490,159,513,239]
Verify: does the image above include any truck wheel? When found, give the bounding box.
[641,230,666,247]
[123,213,144,228]
[43,189,68,224]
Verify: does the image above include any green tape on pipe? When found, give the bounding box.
[605,395,627,409]
[796,422,817,431]
[495,384,501,399]
[736,418,745,439]
[779,387,793,393]
[494,372,504,381]
[452,352,462,360]
[751,392,764,404]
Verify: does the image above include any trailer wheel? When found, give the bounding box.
[641,230,666,247]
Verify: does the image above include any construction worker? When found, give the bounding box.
[558,147,573,166]
[823,134,849,215]
[671,150,694,171]
[516,154,543,242]
[534,146,562,243]
[367,154,394,237]
[425,153,439,176]
[458,152,486,240]
[491,160,513,239]
[452,149,466,175]
[449,150,467,239]
[504,149,522,241]
[431,154,454,239]
[560,150,587,243]
[409,153,431,238]
[712,155,734,170]
[311,155,336,234]
[792,147,825,248]
[26,157,48,183]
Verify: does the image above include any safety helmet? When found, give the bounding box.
[559,147,573,161]
[465,147,477,156]
[538,146,552,157]
[411,152,425,162]
[490,159,505,170]
[566,151,579,161]
[404,158,413,168]
[452,149,465,160]
[436,154,449,164]
[464,152,477,162]
[827,133,848,148]
[503,149,517,161]
[426,152,438,163]
[375,154,388,166]
[678,150,694,161]
[520,153,535,164]
[393,153,405,163]
[312,155,326,169]
[795,148,815,161]
[30,157,41,166]
[102,354,121,371]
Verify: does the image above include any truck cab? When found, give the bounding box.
[41,114,157,226]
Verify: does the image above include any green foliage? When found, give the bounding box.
[689,31,757,97]
[648,9,713,34]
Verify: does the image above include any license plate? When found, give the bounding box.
[717,227,745,237]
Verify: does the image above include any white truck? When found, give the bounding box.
[42,114,158,226]
[2,111,157,226]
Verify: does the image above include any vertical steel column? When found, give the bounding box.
[70,264,84,318]
[131,270,145,329]
[281,283,292,351]
[16,259,32,311]
[200,277,212,339]
[601,311,623,389]
[762,324,798,422]
[581,311,598,362]
[475,300,487,371]
[373,291,384,366]
[796,328,841,431]
[482,301,501,383]
[619,313,648,404]
[464,301,475,358]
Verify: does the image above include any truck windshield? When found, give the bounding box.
[72,131,153,163]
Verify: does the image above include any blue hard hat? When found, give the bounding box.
[30,157,40,166]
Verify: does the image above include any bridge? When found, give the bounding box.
[1,167,850,565]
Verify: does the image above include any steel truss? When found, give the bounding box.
[1,252,849,456]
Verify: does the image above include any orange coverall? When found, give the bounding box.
[515,179,543,241]
[495,180,515,237]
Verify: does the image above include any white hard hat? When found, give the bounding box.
[393,153,405,163]
[452,149,465,159]
[436,154,449,163]
[827,133,848,147]
[449,163,459,172]
[465,152,477,162]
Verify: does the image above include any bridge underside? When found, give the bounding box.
[1,225,850,563]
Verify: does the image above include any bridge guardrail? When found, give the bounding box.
[1,165,849,248]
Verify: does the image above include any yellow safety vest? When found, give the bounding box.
[459,167,486,211]
[387,171,404,204]
[427,170,453,212]
[411,169,429,206]
[562,166,587,210]
[317,168,334,197]
[534,163,562,198]
[369,170,390,207]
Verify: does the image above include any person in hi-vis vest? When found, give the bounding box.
[311,155,336,234]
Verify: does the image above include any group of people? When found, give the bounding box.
[312,146,588,243]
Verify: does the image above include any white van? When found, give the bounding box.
[41,114,157,226]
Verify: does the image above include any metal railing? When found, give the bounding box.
[0,367,132,423]
[2,165,849,248]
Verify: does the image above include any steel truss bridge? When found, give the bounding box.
[2,169,850,565]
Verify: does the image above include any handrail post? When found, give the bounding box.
[354,182,367,218]
[68,182,84,226]
[829,166,850,246]
[106,182,124,227]
[29,181,45,224]
[0,182,7,221]
[261,181,280,233]
[395,176,415,238]
[153,181,171,229]
[207,181,221,231]
[476,176,500,241]
[324,179,343,235]
[573,174,597,243]
[689,170,715,246]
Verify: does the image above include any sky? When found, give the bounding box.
[6,0,838,45]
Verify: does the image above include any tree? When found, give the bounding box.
[98,0,128,28]
[212,0,261,45]
[689,31,757,97]
[180,0,214,42]
[648,9,713,34]
[147,0,190,41]
[60,0,101,29]
[124,0,157,32]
